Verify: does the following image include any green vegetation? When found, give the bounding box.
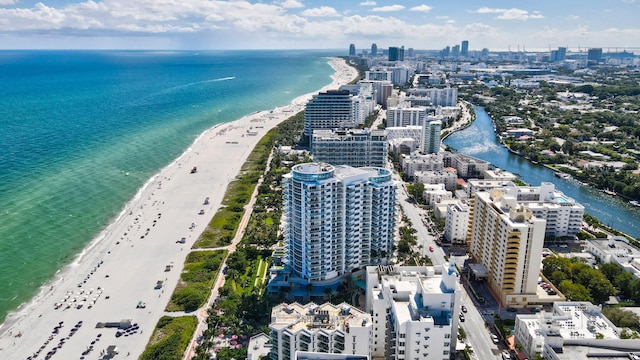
[166,250,227,312]
[494,317,515,339]
[140,316,198,360]
[600,262,640,304]
[362,109,379,128]
[396,217,432,266]
[602,307,640,332]
[406,182,425,204]
[542,257,616,303]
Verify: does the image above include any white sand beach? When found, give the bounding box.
[0,57,357,359]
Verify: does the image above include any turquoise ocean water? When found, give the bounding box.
[0,50,335,324]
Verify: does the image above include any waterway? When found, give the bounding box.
[443,106,640,239]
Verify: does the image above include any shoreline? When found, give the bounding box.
[0,56,357,358]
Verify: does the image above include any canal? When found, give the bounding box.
[443,106,640,239]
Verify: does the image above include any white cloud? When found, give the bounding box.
[359,1,376,5]
[371,5,404,12]
[277,0,304,9]
[0,0,637,51]
[301,6,340,17]
[0,0,18,5]
[475,7,505,14]
[410,4,432,12]
[462,22,498,37]
[568,14,579,20]
[474,7,543,20]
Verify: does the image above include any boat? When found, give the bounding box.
[554,172,571,180]
[603,189,617,196]
[630,200,640,207]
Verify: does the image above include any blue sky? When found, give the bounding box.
[0,0,638,50]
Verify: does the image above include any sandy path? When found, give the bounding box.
[0,57,357,359]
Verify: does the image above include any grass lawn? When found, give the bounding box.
[165,250,227,312]
[140,315,198,360]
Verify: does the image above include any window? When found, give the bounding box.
[444,333,450,339]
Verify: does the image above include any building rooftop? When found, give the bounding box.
[519,302,619,342]
[270,302,371,334]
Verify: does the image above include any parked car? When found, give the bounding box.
[491,334,499,344]
[461,305,467,313]
[459,313,465,322]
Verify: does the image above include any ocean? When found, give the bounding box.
[0,50,335,324]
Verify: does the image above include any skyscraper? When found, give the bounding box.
[282,163,396,283]
[461,40,469,57]
[371,43,377,57]
[388,46,399,61]
[587,48,602,63]
[551,47,567,62]
[557,47,567,61]
[468,190,546,306]
[303,90,354,140]
[422,119,442,154]
[349,43,356,57]
[451,44,460,57]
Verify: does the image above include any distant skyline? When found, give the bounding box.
[0,0,639,51]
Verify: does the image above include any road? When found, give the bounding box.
[393,171,502,359]
[394,172,444,266]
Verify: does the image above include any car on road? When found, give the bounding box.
[459,313,465,322]
[429,246,434,252]
[198,209,205,215]
[491,334,499,344]
[461,305,467,313]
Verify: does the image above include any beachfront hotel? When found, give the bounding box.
[303,90,355,141]
[281,163,396,284]
[468,190,546,307]
[365,264,462,360]
[311,128,387,168]
[267,302,372,360]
